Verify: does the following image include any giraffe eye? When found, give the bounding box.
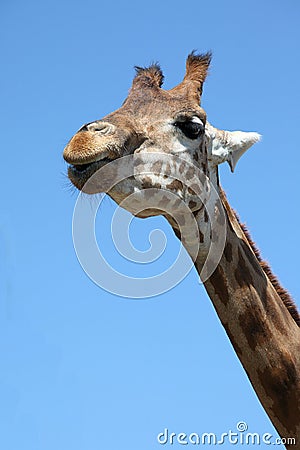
[174,118,204,140]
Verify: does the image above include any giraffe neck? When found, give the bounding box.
[169,189,300,443]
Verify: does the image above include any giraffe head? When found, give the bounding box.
[63,52,260,218]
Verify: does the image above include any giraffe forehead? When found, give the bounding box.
[119,89,206,123]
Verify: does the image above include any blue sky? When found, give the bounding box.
[1,0,299,449]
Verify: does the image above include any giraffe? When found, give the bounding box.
[63,52,300,446]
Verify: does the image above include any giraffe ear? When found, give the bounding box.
[207,124,261,172]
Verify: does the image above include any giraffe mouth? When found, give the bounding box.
[67,157,112,191]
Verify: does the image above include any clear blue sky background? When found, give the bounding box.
[1,1,299,449]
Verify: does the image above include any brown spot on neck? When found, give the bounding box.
[239,307,268,351]
[188,200,197,210]
[209,265,230,305]
[224,242,233,263]
[166,179,183,191]
[179,162,186,174]
[234,247,254,288]
[151,161,163,174]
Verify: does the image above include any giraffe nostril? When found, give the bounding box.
[88,121,115,135]
[78,121,115,134]
[78,124,88,132]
